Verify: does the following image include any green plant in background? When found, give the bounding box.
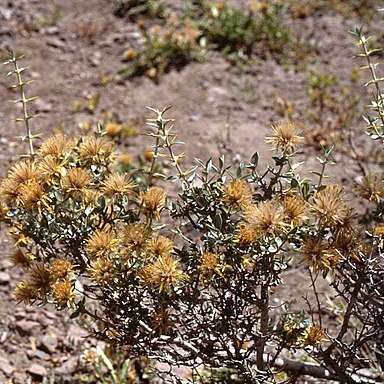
[113,0,166,19]
[2,27,384,384]
[119,17,203,83]
[119,0,291,81]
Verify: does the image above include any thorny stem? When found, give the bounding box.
[6,52,36,158]
[309,269,323,328]
[355,29,384,144]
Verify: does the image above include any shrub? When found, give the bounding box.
[1,28,384,384]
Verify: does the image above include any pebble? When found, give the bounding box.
[54,356,80,379]
[0,8,13,21]
[46,37,66,49]
[0,271,10,285]
[15,320,40,336]
[38,334,58,354]
[34,98,53,113]
[0,356,14,377]
[89,51,101,67]
[27,363,47,378]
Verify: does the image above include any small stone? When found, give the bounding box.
[46,37,66,49]
[15,320,40,336]
[54,356,79,378]
[42,26,59,35]
[0,271,10,285]
[27,363,47,378]
[38,334,58,354]
[34,98,53,113]
[34,349,51,361]
[0,331,8,344]
[0,356,14,377]
[89,51,101,67]
[0,8,13,21]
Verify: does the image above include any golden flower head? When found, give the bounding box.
[1,161,41,205]
[102,172,136,198]
[62,168,93,195]
[199,252,221,281]
[137,187,167,218]
[78,136,116,166]
[51,277,76,307]
[13,281,37,305]
[122,48,137,61]
[9,248,34,269]
[38,134,71,159]
[18,179,46,211]
[356,173,384,203]
[0,201,9,220]
[301,237,339,273]
[86,229,119,259]
[104,122,123,138]
[150,234,174,258]
[88,256,115,287]
[283,195,307,226]
[121,223,149,255]
[48,258,75,281]
[38,155,67,184]
[235,222,257,245]
[222,179,252,209]
[310,184,348,227]
[244,200,285,236]
[334,231,361,262]
[26,262,51,294]
[140,255,187,293]
[267,121,304,152]
[300,324,325,349]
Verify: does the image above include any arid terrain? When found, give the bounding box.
[0,0,382,382]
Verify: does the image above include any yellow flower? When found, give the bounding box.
[301,237,339,273]
[0,161,41,205]
[18,179,47,211]
[9,248,34,269]
[356,173,384,203]
[235,222,257,245]
[78,136,115,166]
[88,256,115,287]
[51,277,76,306]
[150,234,174,258]
[267,121,304,152]
[62,168,93,195]
[13,281,37,305]
[38,133,71,158]
[140,255,187,293]
[25,263,51,298]
[244,200,285,236]
[301,324,324,349]
[105,122,123,138]
[122,49,137,61]
[86,229,119,258]
[48,258,75,281]
[282,195,307,226]
[222,179,252,209]
[310,184,348,227]
[102,172,136,198]
[38,155,67,184]
[137,187,167,218]
[121,223,149,255]
[199,252,221,281]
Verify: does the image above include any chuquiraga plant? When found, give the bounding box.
[2,32,384,384]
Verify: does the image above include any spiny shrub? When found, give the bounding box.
[1,28,384,384]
